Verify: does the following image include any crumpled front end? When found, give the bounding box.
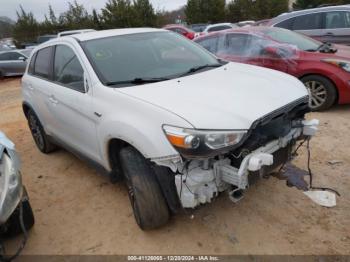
[169,98,319,208]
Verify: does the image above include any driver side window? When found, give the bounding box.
[54,45,85,93]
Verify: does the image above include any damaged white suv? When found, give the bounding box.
[21,28,318,229]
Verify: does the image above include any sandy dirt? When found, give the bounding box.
[0,77,349,255]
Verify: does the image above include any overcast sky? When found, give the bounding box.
[0,0,187,21]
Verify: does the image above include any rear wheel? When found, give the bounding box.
[27,109,57,154]
[301,75,337,111]
[119,146,170,230]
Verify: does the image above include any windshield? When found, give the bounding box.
[263,28,321,51]
[81,32,219,86]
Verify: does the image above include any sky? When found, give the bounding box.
[0,0,187,21]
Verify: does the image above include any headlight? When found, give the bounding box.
[322,59,350,73]
[0,146,23,224]
[163,125,247,158]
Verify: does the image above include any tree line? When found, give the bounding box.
[11,0,350,45]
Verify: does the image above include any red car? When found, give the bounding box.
[163,24,196,40]
[195,26,350,111]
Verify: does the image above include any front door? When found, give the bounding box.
[48,44,101,163]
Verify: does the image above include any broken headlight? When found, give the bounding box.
[163,125,247,158]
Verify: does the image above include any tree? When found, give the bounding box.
[293,0,350,9]
[92,9,102,29]
[185,0,226,24]
[133,0,157,26]
[58,1,93,29]
[13,5,39,45]
[226,0,289,22]
[101,0,136,28]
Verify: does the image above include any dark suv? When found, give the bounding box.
[267,5,350,45]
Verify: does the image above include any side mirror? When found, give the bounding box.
[18,56,26,61]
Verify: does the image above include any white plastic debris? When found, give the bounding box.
[303,190,337,207]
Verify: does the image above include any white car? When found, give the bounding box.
[200,23,238,36]
[21,28,318,230]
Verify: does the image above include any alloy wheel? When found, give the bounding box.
[28,114,45,150]
[304,81,327,109]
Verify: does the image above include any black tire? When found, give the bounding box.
[119,146,170,230]
[3,200,35,237]
[0,71,3,80]
[301,75,337,111]
[27,109,57,154]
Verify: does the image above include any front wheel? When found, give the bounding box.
[119,146,170,230]
[301,75,337,111]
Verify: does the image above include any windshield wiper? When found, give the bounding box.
[179,64,223,77]
[105,77,170,86]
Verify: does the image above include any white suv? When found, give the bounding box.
[21,28,318,230]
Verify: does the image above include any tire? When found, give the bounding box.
[27,109,57,154]
[3,200,35,237]
[119,146,170,230]
[301,75,337,111]
[0,71,3,80]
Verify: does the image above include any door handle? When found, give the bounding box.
[325,32,334,35]
[49,96,58,105]
[27,85,34,91]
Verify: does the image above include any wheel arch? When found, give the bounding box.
[106,137,181,214]
[22,102,35,119]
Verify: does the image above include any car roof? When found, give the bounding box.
[58,29,95,36]
[71,28,168,42]
[270,4,350,24]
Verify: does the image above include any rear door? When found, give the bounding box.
[221,33,252,63]
[24,46,56,134]
[244,36,289,73]
[48,44,100,162]
[292,12,325,41]
[323,11,350,45]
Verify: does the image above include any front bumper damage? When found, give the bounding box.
[174,119,319,209]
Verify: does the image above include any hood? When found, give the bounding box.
[333,44,350,59]
[116,62,308,130]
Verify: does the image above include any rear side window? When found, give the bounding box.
[325,11,350,29]
[0,53,10,61]
[34,47,53,79]
[196,36,219,53]
[275,18,295,30]
[171,28,186,34]
[0,52,22,61]
[293,13,323,30]
[224,34,251,55]
[53,45,85,92]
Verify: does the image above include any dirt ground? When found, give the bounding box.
[0,77,349,255]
